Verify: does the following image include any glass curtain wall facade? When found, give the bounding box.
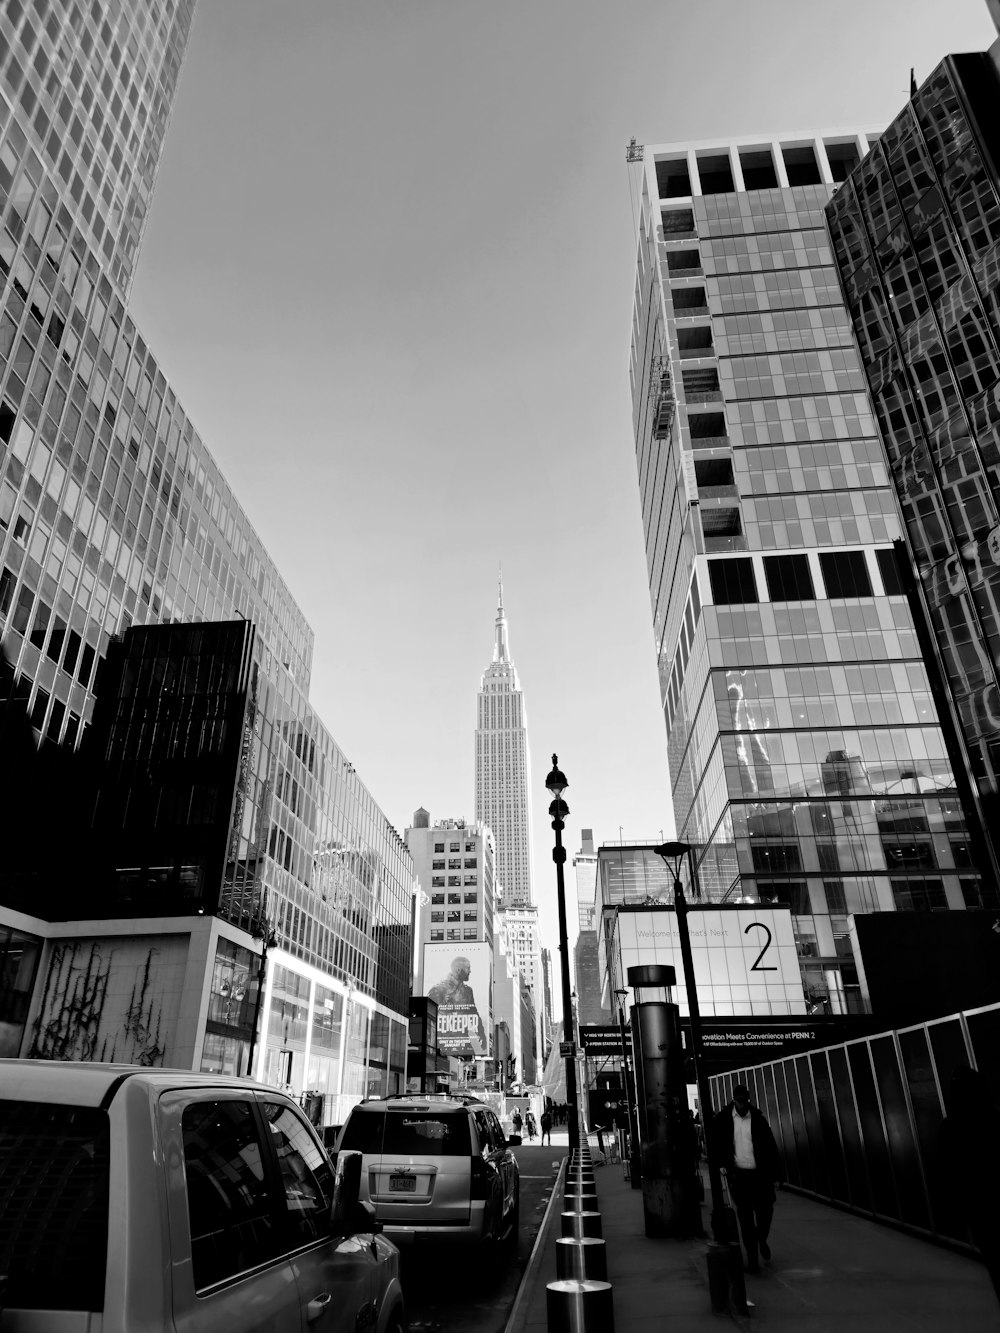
[0,2,415,1108]
[629,135,982,1016]
[827,48,1000,894]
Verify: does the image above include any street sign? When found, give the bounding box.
[579,1025,623,1055]
[559,1041,576,1058]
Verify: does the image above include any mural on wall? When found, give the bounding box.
[28,935,187,1064]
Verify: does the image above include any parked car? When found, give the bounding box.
[335,1094,520,1278]
[0,1060,405,1333]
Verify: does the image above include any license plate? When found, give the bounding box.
[390,1174,416,1192]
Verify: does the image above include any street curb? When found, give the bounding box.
[503,1155,568,1333]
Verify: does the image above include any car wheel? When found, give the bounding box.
[505,1193,520,1252]
[386,1306,407,1333]
[475,1235,501,1287]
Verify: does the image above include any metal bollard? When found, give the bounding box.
[561,1210,603,1239]
[564,1190,598,1209]
[556,1237,608,1281]
[546,1279,614,1333]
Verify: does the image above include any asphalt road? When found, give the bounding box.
[402,1144,565,1333]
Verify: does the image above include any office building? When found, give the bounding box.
[628,132,982,1016]
[405,810,497,1075]
[0,1,414,1118]
[475,575,535,906]
[572,829,606,1025]
[474,574,545,1057]
[827,39,1000,897]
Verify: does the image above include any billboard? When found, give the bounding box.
[422,942,493,1058]
[614,906,806,1016]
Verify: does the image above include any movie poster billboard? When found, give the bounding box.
[423,942,492,1058]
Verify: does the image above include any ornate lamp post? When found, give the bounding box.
[545,754,579,1155]
[654,841,747,1314]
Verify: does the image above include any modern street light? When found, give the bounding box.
[654,841,748,1314]
[614,986,641,1189]
[545,754,579,1155]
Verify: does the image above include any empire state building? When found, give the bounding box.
[475,577,535,907]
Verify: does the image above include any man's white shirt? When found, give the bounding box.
[732,1107,756,1169]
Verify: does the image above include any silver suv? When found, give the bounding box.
[335,1094,520,1276]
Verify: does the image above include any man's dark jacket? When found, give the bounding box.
[711,1103,782,1181]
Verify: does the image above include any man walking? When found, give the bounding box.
[540,1109,553,1146]
[711,1084,782,1274]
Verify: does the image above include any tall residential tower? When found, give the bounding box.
[628,133,981,1016]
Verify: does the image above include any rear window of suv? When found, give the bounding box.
[0,1100,110,1311]
[340,1108,472,1156]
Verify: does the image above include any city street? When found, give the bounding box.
[403,1145,564,1333]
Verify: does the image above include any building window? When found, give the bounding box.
[819,550,872,598]
[447,910,460,922]
[891,879,948,911]
[464,911,477,921]
[465,842,475,853]
[448,877,461,887]
[464,858,477,869]
[449,843,460,852]
[447,929,461,941]
[430,929,444,941]
[464,875,477,886]
[464,892,477,903]
[448,893,461,904]
[430,911,444,923]
[876,546,905,595]
[463,928,478,940]
[432,859,445,870]
[431,880,444,891]
[448,859,461,870]
[763,554,814,602]
[708,558,757,605]
[434,843,444,853]
[756,880,810,914]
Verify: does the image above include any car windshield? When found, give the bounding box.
[340,1108,472,1156]
[0,1100,110,1311]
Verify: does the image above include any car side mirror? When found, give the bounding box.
[353,1199,381,1235]
[331,1149,363,1233]
[507,1134,522,1147]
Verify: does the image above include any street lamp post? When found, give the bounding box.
[655,841,748,1314]
[244,888,277,1080]
[545,754,579,1156]
[614,986,641,1190]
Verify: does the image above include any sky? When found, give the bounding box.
[128,0,997,990]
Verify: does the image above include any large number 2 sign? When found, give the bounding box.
[744,921,777,971]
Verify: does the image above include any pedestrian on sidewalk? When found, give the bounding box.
[938,1064,1000,1305]
[711,1083,782,1274]
[525,1111,536,1141]
[512,1108,523,1137]
[540,1109,553,1145]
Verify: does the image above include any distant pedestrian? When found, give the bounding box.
[540,1109,553,1145]
[711,1084,781,1274]
[525,1111,536,1141]
[938,1065,1000,1305]
[511,1109,523,1137]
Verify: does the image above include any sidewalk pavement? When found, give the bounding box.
[509,1131,1000,1332]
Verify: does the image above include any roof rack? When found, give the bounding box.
[382,1092,485,1106]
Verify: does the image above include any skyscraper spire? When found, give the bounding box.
[494,564,510,663]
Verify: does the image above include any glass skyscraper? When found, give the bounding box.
[827,42,1000,894]
[0,1,414,1116]
[628,133,982,1016]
